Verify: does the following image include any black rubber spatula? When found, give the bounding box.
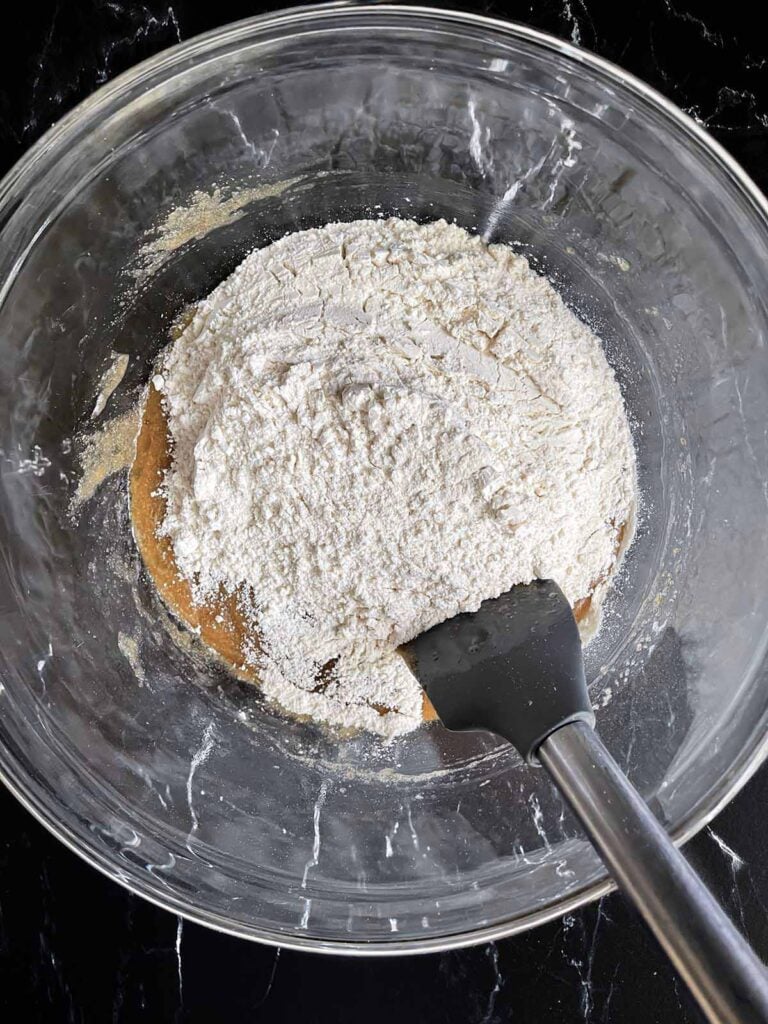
[400,580,768,1024]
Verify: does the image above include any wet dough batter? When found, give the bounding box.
[129,384,608,724]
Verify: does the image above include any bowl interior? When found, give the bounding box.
[2,7,768,950]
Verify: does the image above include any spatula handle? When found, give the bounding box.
[538,721,768,1024]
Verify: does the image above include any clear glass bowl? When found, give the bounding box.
[2,5,768,954]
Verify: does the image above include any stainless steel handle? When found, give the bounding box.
[538,721,768,1024]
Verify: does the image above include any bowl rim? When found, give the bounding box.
[2,1,768,955]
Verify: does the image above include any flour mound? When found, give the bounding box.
[157,218,636,738]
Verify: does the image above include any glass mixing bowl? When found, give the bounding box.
[2,4,768,954]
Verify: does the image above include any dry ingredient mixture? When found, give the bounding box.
[135,218,636,739]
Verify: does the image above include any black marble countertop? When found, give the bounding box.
[2,2,767,1021]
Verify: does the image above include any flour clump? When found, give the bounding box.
[155,218,636,738]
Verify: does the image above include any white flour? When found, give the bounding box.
[156,219,636,738]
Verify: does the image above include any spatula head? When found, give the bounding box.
[400,580,594,763]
